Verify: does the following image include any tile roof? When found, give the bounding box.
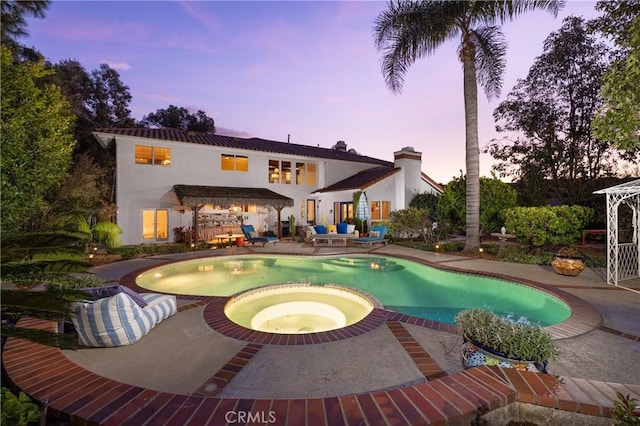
[314,166,399,193]
[94,128,392,167]
[173,185,293,207]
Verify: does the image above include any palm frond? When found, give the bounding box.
[1,259,89,276]
[373,0,463,93]
[471,26,507,99]
[1,325,78,349]
[1,289,86,319]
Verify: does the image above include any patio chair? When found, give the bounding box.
[353,225,389,247]
[241,224,278,247]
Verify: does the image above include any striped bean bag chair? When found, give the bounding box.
[71,292,177,347]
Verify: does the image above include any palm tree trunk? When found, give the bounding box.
[463,58,480,251]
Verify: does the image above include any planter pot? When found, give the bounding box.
[551,256,585,276]
[462,335,548,373]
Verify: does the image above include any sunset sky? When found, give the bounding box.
[25,1,601,183]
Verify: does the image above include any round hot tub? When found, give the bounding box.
[224,283,379,334]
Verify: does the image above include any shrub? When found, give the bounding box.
[389,207,434,243]
[455,309,559,363]
[1,387,41,425]
[503,205,594,247]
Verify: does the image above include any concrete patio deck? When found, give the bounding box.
[3,242,639,425]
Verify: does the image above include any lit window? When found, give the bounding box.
[154,147,171,166]
[135,145,170,166]
[370,201,390,222]
[371,201,380,221]
[221,154,248,172]
[306,163,316,185]
[135,145,153,164]
[296,163,306,185]
[281,161,291,184]
[235,156,248,171]
[294,162,317,185]
[269,160,280,183]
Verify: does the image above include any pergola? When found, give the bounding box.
[593,179,640,287]
[173,185,294,239]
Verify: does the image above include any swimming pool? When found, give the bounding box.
[136,255,571,325]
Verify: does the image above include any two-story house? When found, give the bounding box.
[92,128,443,245]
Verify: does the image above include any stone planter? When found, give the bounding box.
[461,335,548,373]
[551,256,585,276]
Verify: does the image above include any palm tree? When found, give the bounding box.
[374,0,563,250]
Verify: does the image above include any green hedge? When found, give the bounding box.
[503,205,594,247]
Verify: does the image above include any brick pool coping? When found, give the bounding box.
[4,253,634,424]
[5,317,639,425]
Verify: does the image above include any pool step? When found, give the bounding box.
[322,257,404,272]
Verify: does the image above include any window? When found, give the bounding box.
[135,145,171,166]
[135,145,152,164]
[295,162,317,185]
[370,201,391,221]
[268,160,291,184]
[221,154,248,172]
[142,209,169,240]
[281,161,291,184]
[268,160,280,183]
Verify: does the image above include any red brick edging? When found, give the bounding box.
[4,317,639,425]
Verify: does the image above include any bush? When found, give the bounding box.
[389,207,434,243]
[501,246,554,264]
[504,205,594,247]
[1,387,41,425]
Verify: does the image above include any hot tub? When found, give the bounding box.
[224,283,379,334]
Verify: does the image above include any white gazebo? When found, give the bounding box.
[594,179,640,286]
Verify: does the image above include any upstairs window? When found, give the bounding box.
[135,145,171,166]
[296,162,317,185]
[221,154,248,172]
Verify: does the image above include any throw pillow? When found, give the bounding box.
[314,225,327,234]
[308,226,317,234]
[80,285,148,308]
[369,231,380,239]
[336,223,348,234]
[249,231,259,238]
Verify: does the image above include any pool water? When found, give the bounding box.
[136,255,571,326]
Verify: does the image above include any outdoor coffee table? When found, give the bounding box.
[313,236,347,247]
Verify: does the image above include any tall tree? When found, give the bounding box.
[1,45,76,233]
[485,16,637,205]
[141,105,216,133]
[590,1,640,151]
[0,0,50,54]
[90,63,135,128]
[373,0,562,251]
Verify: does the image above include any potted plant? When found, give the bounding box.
[455,308,559,373]
[173,226,185,243]
[551,246,585,276]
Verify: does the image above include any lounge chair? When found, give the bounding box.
[241,224,278,247]
[71,285,177,347]
[353,225,389,247]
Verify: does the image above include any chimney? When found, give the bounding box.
[334,140,347,151]
[393,147,423,209]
